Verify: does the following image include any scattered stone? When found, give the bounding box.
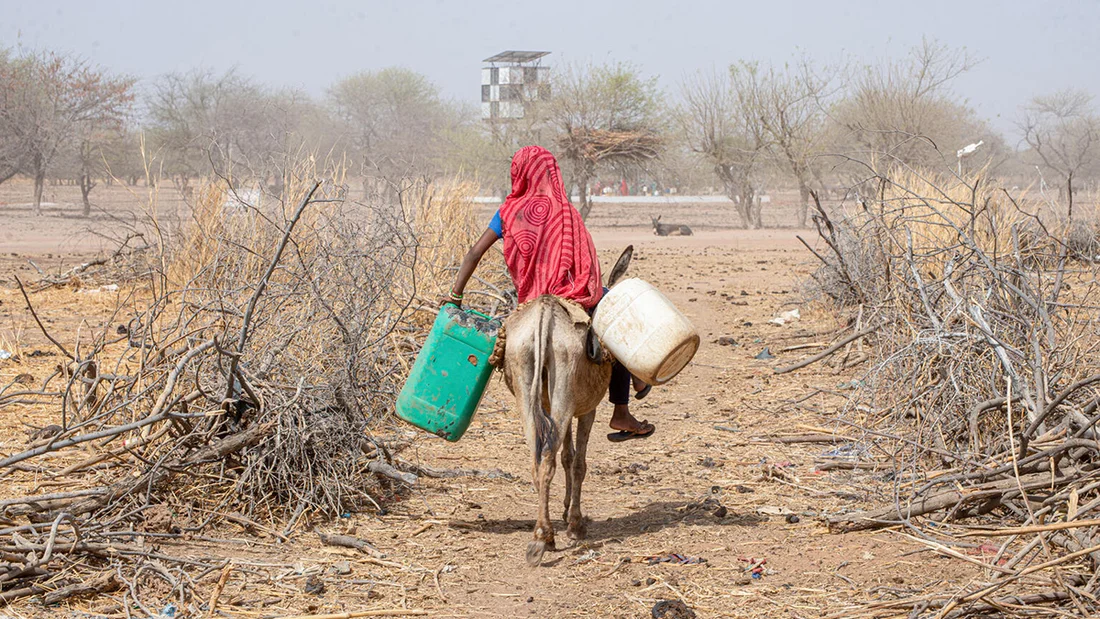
[303,575,325,595]
[332,561,352,575]
[716,336,738,346]
[786,514,800,524]
[651,599,697,619]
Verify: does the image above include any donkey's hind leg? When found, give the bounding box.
[561,419,574,524]
[527,429,563,566]
[566,410,596,541]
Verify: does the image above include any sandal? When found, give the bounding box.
[607,421,656,442]
[634,383,652,400]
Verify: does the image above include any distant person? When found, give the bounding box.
[447,146,656,441]
[620,178,628,196]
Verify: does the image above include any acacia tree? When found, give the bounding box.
[0,49,27,185]
[676,69,769,228]
[547,62,664,219]
[328,67,454,198]
[830,40,995,173]
[0,50,133,213]
[1020,90,1099,216]
[100,129,147,187]
[146,69,280,195]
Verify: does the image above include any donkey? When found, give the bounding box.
[502,246,633,566]
[652,215,693,236]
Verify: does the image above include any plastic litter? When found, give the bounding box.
[754,347,775,360]
[0,350,11,360]
[739,556,767,578]
[769,308,800,325]
[645,553,707,565]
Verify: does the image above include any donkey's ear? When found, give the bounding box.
[607,245,633,287]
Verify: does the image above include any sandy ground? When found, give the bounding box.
[0,187,988,618]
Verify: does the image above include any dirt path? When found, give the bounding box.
[334,228,979,617]
[0,225,984,618]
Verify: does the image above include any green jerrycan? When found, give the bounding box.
[396,303,501,441]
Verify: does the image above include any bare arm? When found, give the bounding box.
[446,228,500,305]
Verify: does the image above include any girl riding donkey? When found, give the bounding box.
[446,145,655,441]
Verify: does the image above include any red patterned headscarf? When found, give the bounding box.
[498,146,603,309]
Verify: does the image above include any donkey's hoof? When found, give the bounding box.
[566,521,588,541]
[526,540,548,566]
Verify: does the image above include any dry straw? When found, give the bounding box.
[0,153,514,611]
[804,163,1100,616]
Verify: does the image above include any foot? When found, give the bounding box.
[610,405,652,434]
[608,405,655,441]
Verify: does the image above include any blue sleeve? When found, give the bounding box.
[488,209,503,239]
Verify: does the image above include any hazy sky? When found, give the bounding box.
[2,0,1098,141]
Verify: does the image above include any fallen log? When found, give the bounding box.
[773,323,885,374]
[367,460,417,485]
[752,433,855,444]
[317,532,385,558]
[64,422,274,517]
[959,518,1100,538]
[42,571,119,605]
[830,470,1080,532]
[395,458,516,481]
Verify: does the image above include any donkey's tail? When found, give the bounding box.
[529,298,557,464]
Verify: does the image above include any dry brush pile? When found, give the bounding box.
[800,166,1100,616]
[0,168,506,612]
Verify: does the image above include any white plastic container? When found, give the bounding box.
[592,278,700,385]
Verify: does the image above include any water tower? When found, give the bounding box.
[481,51,551,122]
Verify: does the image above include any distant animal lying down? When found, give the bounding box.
[652,216,693,236]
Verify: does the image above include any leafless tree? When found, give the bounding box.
[146,69,315,197]
[676,69,769,228]
[741,59,837,227]
[1020,89,1100,217]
